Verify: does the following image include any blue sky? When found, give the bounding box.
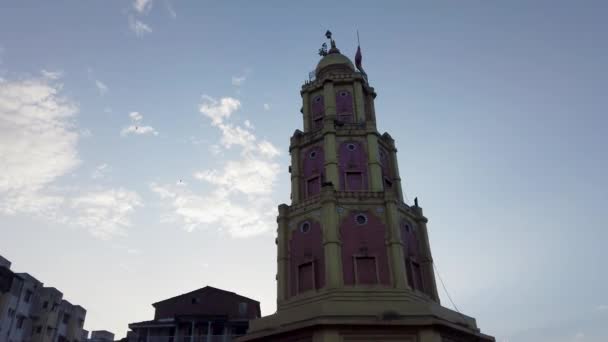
[1,1,607,341]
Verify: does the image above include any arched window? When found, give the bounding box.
[336,90,354,123]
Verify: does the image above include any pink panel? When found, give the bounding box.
[400,221,420,257]
[298,262,314,292]
[311,95,324,130]
[338,141,368,191]
[336,90,354,123]
[345,172,364,191]
[355,257,378,284]
[301,146,324,199]
[306,176,321,197]
[401,220,426,293]
[340,212,390,286]
[289,220,325,297]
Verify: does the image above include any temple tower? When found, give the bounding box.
[239,32,494,342]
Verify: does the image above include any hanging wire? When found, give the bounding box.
[433,262,461,313]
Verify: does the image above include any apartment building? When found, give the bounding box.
[0,255,87,342]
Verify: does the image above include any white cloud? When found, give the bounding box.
[91,163,110,179]
[0,73,142,240]
[257,140,280,158]
[165,0,177,18]
[121,125,158,136]
[208,144,221,155]
[133,0,152,13]
[129,16,152,37]
[199,95,240,125]
[121,111,158,136]
[41,69,63,80]
[263,103,270,111]
[0,74,80,215]
[194,157,279,196]
[95,80,108,96]
[129,111,143,122]
[152,94,282,237]
[71,188,142,240]
[150,183,275,237]
[231,76,246,87]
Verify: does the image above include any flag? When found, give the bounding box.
[355,45,363,70]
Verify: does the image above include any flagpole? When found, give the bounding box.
[357,30,360,46]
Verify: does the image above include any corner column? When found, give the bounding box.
[353,80,365,123]
[413,206,440,302]
[322,81,339,190]
[289,141,301,204]
[276,205,290,304]
[388,142,404,202]
[321,186,343,288]
[366,133,383,191]
[302,92,311,132]
[385,196,408,288]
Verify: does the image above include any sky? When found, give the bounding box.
[0,1,607,341]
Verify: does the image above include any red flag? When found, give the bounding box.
[355,45,363,70]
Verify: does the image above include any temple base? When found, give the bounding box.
[237,288,494,342]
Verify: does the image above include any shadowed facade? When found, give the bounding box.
[238,33,495,342]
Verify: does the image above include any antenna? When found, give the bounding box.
[357,29,360,46]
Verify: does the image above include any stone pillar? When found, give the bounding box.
[385,196,408,288]
[353,80,365,123]
[366,133,383,191]
[290,142,301,204]
[207,321,212,341]
[320,185,342,288]
[323,81,336,117]
[302,92,311,132]
[388,142,404,202]
[191,321,195,342]
[276,205,290,304]
[172,324,178,342]
[320,113,339,192]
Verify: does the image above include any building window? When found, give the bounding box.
[346,143,357,151]
[300,221,311,234]
[79,319,84,328]
[345,171,364,191]
[384,177,393,188]
[8,308,15,317]
[354,256,378,284]
[191,297,200,304]
[36,326,42,334]
[42,301,49,309]
[355,213,368,225]
[24,290,32,303]
[16,316,25,329]
[51,303,58,311]
[62,314,70,324]
[306,175,321,197]
[238,302,248,316]
[406,260,425,292]
[47,326,53,336]
[297,262,315,293]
